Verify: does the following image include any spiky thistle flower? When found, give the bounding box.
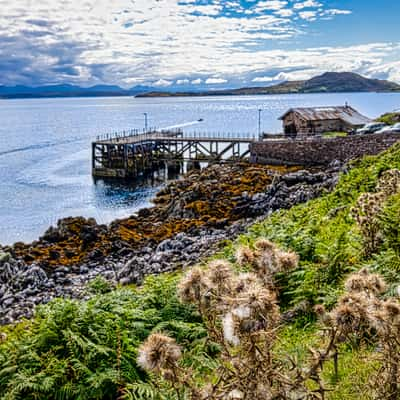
[344,272,366,293]
[177,267,208,304]
[235,245,255,267]
[332,304,362,334]
[366,273,387,295]
[314,304,326,316]
[275,250,299,272]
[344,269,386,296]
[239,284,279,333]
[137,333,182,373]
[206,259,234,290]
[377,169,400,196]
[314,304,333,327]
[233,272,259,294]
[382,299,400,323]
[255,251,277,277]
[254,238,276,252]
[369,310,388,336]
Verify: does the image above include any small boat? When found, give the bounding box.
[198,118,204,122]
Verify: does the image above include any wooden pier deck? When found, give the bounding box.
[92,130,258,178]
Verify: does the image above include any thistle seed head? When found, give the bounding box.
[275,250,299,272]
[235,245,255,266]
[383,299,400,321]
[344,270,386,295]
[344,273,366,293]
[333,304,363,333]
[233,272,259,294]
[254,238,276,252]
[137,333,182,372]
[366,273,387,295]
[207,259,233,286]
[178,267,208,304]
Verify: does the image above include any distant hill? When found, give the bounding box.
[0,84,158,99]
[1,72,399,99]
[136,72,400,98]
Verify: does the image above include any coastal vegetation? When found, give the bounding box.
[377,112,400,125]
[1,143,400,399]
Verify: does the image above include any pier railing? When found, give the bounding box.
[96,128,259,143]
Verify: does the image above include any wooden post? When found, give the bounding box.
[92,143,96,170]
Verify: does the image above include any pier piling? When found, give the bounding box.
[92,129,255,178]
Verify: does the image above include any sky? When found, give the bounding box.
[0,0,399,89]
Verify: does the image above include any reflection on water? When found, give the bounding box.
[91,165,183,210]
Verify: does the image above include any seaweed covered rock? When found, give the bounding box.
[11,164,277,267]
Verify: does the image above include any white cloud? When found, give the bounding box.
[252,76,276,82]
[252,69,320,83]
[153,79,173,87]
[274,9,294,17]
[293,0,322,10]
[323,9,352,16]
[364,60,400,84]
[299,11,318,20]
[176,79,190,85]
[254,0,288,12]
[186,4,223,16]
[0,0,394,88]
[205,77,228,84]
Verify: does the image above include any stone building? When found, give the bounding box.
[279,105,371,137]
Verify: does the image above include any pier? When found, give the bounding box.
[92,129,258,178]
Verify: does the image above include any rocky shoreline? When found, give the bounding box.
[0,163,341,325]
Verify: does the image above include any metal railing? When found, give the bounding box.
[95,128,258,142]
[95,127,164,141]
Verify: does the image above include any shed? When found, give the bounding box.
[279,105,371,137]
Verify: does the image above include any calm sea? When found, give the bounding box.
[0,92,399,245]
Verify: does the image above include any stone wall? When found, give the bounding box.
[250,132,400,166]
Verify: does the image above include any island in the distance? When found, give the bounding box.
[136,72,400,98]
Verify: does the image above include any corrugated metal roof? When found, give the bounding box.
[279,106,371,126]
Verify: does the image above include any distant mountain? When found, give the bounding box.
[136,72,400,98]
[0,84,161,99]
[302,72,400,93]
[1,72,399,99]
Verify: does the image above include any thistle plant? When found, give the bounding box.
[352,169,400,256]
[315,268,400,400]
[138,236,400,399]
[138,239,321,400]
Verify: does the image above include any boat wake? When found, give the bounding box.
[0,137,85,157]
[162,120,203,130]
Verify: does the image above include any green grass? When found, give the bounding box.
[376,112,400,126]
[323,131,348,138]
[1,143,400,399]
[276,325,380,400]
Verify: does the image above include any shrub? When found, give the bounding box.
[0,275,203,399]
